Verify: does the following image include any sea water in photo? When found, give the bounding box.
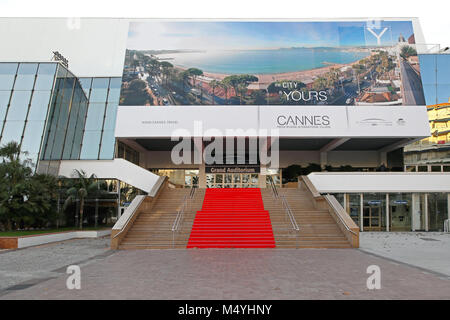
[157,48,371,75]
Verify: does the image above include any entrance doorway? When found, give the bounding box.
[363,205,382,231]
[206,173,259,188]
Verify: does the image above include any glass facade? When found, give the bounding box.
[0,62,57,166]
[0,62,121,169]
[427,193,447,231]
[41,65,88,161]
[389,193,412,231]
[79,77,120,160]
[331,192,449,232]
[419,54,450,105]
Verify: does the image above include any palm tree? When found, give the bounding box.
[63,170,104,230]
[219,81,229,104]
[209,80,220,105]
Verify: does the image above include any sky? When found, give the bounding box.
[127,21,415,50]
[0,0,449,49]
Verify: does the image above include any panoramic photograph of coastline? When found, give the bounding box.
[120,21,426,106]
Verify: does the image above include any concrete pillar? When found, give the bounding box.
[198,162,206,188]
[424,193,429,231]
[386,193,390,232]
[411,193,421,231]
[344,194,349,214]
[360,193,364,232]
[194,138,206,188]
[447,193,450,220]
[320,152,327,168]
[379,151,387,166]
[259,165,267,188]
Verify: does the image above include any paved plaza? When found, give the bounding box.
[0,237,111,292]
[360,232,450,277]
[1,240,449,299]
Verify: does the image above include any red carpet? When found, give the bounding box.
[187,188,275,248]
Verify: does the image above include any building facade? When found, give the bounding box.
[0,18,449,232]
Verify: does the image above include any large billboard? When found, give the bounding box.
[120,20,426,106]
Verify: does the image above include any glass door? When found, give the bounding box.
[363,206,382,231]
[205,173,259,188]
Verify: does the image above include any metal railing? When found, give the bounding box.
[268,175,279,199]
[324,195,358,236]
[268,176,300,247]
[171,187,196,247]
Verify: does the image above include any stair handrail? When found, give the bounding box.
[171,188,196,247]
[268,176,300,247]
[280,194,300,232]
[268,175,279,199]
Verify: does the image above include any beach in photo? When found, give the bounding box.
[120,21,425,106]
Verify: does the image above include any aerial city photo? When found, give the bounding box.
[121,20,425,106]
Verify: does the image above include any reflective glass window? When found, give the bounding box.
[28,91,51,121]
[89,89,108,103]
[107,88,121,103]
[14,63,38,90]
[389,193,412,231]
[1,120,25,145]
[436,84,450,105]
[0,63,18,90]
[6,91,32,121]
[109,78,121,88]
[21,120,45,155]
[418,55,437,85]
[102,102,117,130]
[0,91,11,121]
[92,78,109,89]
[427,193,447,232]
[62,101,81,160]
[436,55,450,85]
[99,130,115,159]
[423,84,437,105]
[348,194,361,228]
[85,103,106,130]
[34,63,57,91]
[80,131,101,159]
[79,78,92,97]
[107,78,122,103]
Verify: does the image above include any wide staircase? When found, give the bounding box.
[261,188,352,248]
[116,186,353,249]
[187,188,276,248]
[118,187,205,249]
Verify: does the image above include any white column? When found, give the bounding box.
[320,152,327,168]
[379,151,387,166]
[447,193,450,220]
[360,193,364,232]
[194,138,206,188]
[411,193,420,231]
[343,194,348,214]
[386,193,390,232]
[424,193,429,231]
[259,165,267,188]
